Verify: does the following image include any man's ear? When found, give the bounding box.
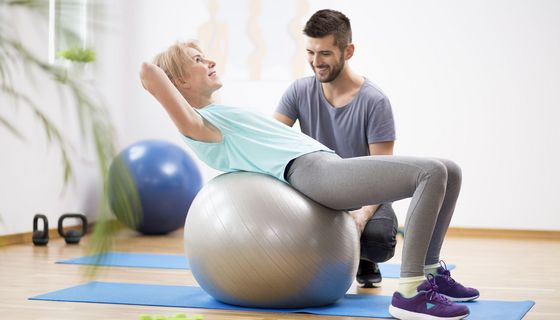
[344,43,355,60]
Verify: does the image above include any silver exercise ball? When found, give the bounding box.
[184,172,359,308]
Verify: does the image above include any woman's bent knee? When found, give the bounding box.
[438,158,462,187]
[418,159,448,189]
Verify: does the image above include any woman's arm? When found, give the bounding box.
[139,62,220,142]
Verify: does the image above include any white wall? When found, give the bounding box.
[122,0,560,231]
[346,1,560,230]
[2,0,559,235]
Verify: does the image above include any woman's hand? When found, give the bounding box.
[139,62,166,93]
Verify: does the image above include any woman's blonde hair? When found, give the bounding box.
[152,40,202,85]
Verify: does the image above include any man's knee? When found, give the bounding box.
[360,204,398,263]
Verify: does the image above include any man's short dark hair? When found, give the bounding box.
[303,9,352,52]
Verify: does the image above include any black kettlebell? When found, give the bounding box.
[32,214,49,246]
[58,213,88,244]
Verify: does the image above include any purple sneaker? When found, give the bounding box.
[419,261,480,302]
[389,276,469,320]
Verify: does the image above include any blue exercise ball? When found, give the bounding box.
[108,140,202,235]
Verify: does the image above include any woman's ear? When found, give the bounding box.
[174,78,191,90]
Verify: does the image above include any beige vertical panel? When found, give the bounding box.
[198,0,229,77]
[247,0,266,80]
[289,0,309,79]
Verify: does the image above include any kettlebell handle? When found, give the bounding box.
[57,213,88,238]
[33,214,49,231]
[32,214,49,246]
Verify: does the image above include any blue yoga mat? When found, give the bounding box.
[58,252,192,269]
[30,281,534,319]
[57,252,454,279]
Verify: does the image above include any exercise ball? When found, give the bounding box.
[108,140,202,235]
[184,172,359,308]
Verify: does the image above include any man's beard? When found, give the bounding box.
[312,56,345,83]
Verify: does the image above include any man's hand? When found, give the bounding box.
[350,204,380,235]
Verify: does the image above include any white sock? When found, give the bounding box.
[424,262,440,276]
[397,276,426,298]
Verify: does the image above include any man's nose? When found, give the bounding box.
[312,56,322,67]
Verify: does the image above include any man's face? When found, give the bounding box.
[306,35,346,83]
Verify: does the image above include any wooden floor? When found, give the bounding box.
[1,230,559,320]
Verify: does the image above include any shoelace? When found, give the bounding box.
[425,274,453,305]
[438,260,457,285]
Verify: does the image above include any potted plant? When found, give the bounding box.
[57,47,96,78]
[0,0,135,269]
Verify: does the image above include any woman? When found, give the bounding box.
[140,40,478,320]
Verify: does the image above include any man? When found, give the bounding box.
[274,9,398,287]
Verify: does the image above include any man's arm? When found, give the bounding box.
[369,141,394,156]
[139,62,220,142]
[273,112,296,127]
[275,80,300,127]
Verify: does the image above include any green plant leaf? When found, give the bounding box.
[57,47,96,63]
[0,114,26,141]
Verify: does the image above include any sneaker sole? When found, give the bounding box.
[389,305,469,320]
[357,281,382,288]
[442,294,480,302]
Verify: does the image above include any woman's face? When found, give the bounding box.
[184,47,222,94]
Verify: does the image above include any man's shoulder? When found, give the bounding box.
[290,76,318,91]
[360,78,390,102]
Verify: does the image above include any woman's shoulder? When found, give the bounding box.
[200,104,237,114]
[200,104,254,122]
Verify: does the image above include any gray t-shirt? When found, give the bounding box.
[276,76,396,158]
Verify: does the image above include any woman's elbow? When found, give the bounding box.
[140,62,155,74]
[139,63,155,91]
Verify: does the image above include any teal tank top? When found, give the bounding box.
[181,104,332,182]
